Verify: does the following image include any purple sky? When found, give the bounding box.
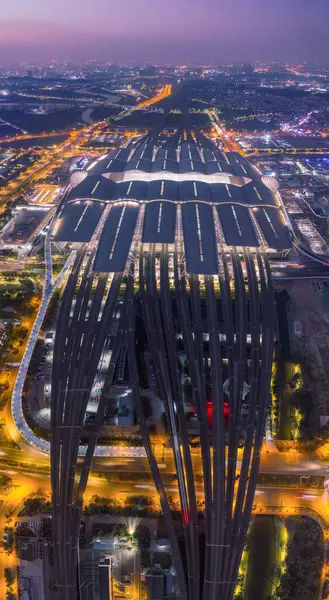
[0,0,328,65]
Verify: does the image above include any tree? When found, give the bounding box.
[0,473,12,491]
[23,497,51,515]
[4,568,15,585]
[18,327,28,340]
[126,495,153,507]
[279,518,323,600]
[0,382,9,395]
[135,525,151,550]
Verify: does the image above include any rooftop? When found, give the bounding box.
[53,135,292,274]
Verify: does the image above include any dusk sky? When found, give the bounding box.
[0,0,329,65]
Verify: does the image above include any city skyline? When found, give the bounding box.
[1,0,329,65]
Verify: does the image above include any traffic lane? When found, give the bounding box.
[0,448,326,498]
[0,262,25,271]
[1,464,327,514]
[1,462,328,534]
[1,436,329,478]
[255,485,329,521]
[91,450,329,477]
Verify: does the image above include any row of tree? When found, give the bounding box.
[277,517,323,600]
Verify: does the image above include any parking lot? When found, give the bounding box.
[0,207,51,245]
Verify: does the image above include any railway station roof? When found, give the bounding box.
[59,137,292,272]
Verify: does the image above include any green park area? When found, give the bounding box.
[244,516,277,600]
[272,291,306,440]
[243,515,323,600]
[279,517,323,600]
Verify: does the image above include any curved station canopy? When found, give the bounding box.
[53,135,292,275]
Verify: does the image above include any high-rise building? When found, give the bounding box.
[50,131,292,599]
[99,558,113,600]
